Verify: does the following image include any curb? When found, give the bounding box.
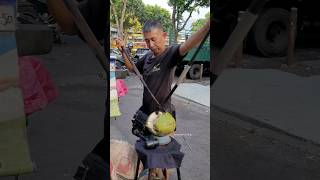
[213,104,320,156]
[173,94,210,108]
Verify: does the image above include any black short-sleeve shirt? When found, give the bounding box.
[136,45,186,114]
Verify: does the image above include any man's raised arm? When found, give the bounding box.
[179,20,210,56]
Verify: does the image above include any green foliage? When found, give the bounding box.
[110,0,171,33]
[142,5,171,32]
[126,16,142,32]
[126,0,145,22]
[191,12,210,31]
[168,0,209,28]
[168,0,209,43]
[110,0,145,27]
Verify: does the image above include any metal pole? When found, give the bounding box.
[177,168,181,180]
[134,158,140,180]
[287,7,298,66]
[164,31,210,104]
[200,64,203,81]
[234,11,246,67]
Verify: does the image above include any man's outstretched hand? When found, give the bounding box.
[114,38,134,71]
[114,38,125,51]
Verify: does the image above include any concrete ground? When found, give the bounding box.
[110,75,210,180]
[212,107,320,180]
[211,45,320,180]
[213,68,320,144]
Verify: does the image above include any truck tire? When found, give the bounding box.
[251,8,290,57]
[189,64,202,80]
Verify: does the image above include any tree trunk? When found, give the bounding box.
[110,0,120,34]
[171,3,177,44]
[119,0,127,39]
[110,0,127,39]
[174,30,178,44]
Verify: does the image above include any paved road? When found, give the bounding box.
[212,107,320,180]
[110,75,211,180]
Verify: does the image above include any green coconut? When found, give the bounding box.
[154,112,176,136]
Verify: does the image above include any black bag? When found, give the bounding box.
[74,153,108,180]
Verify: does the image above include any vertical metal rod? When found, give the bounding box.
[177,168,181,180]
[234,11,246,67]
[287,7,298,65]
[134,158,140,180]
[200,64,203,81]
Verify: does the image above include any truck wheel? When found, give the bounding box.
[251,8,290,57]
[189,64,202,79]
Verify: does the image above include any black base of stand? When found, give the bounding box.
[134,157,181,180]
[134,138,184,180]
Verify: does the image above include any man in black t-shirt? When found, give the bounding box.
[116,20,209,179]
[116,20,210,116]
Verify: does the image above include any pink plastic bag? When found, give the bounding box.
[116,79,128,97]
[19,56,58,115]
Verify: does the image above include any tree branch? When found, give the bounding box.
[120,0,128,23]
[110,0,120,33]
[178,10,193,32]
[119,0,128,38]
[183,0,193,12]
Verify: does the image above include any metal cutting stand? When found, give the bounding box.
[134,138,184,180]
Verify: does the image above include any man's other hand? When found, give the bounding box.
[114,38,125,51]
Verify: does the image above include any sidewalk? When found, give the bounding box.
[125,73,211,107]
[173,82,210,107]
[212,68,320,144]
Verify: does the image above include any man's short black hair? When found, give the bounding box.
[142,20,164,33]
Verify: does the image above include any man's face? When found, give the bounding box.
[143,28,167,56]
